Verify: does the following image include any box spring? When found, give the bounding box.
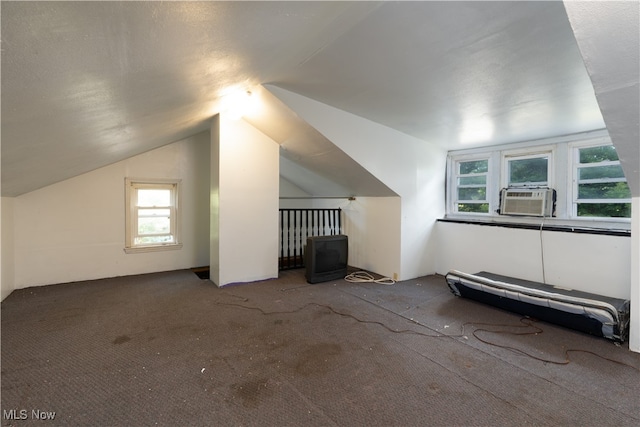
[445,270,630,342]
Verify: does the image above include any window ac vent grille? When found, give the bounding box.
[500,188,555,217]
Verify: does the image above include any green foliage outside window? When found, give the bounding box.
[580,145,619,163]
[577,203,631,218]
[458,203,489,213]
[509,157,548,185]
[457,159,489,213]
[577,145,630,218]
[578,181,631,200]
[460,160,488,174]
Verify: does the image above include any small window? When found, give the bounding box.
[125,179,182,252]
[572,144,631,218]
[505,153,550,187]
[453,158,490,214]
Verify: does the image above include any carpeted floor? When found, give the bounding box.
[2,268,639,426]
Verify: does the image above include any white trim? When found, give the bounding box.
[501,145,554,189]
[448,128,609,155]
[569,141,631,219]
[447,154,492,215]
[124,178,182,252]
[124,243,183,254]
[445,130,631,229]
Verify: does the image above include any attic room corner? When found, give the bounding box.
[266,86,448,280]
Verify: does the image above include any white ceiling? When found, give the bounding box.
[1,1,609,197]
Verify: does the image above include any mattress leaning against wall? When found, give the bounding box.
[445,270,631,342]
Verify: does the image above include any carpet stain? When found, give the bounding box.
[231,378,273,408]
[113,335,131,345]
[427,383,441,395]
[451,350,475,369]
[295,343,342,376]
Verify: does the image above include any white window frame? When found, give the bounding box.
[501,146,554,189]
[569,140,631,221]
[125,178,183,253]
[448,155,492,215]
[445,130,630,230]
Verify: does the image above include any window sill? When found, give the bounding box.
[438,216,630,237]
[124,243,183,254]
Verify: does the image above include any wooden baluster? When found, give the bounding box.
[329,209,334,235]
[294,210,299,267]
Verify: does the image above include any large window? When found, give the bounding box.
[453,158,490,214]
[446,132,631,227]
[572,143,631,218]
[125,179,182,252]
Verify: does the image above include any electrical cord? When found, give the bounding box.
[215,295,639,372]
[469,317,637,369]
[344,271,395,285]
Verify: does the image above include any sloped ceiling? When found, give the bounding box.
[564,1,640,195]
[244,85,397,197]
[0,1,615,197]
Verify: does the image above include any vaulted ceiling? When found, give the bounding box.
[0,1,621,197]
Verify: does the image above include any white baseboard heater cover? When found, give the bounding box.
[445,270,630,342]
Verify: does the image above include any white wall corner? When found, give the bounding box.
[215,114,280,286]
[630,196,640,353]
[266,85,447,279]
[1,197,16,301]
[210,115,222,286]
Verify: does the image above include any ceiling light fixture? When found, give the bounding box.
[459,116,494,145]
[223,89,257,120]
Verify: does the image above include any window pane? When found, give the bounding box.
[460,160,488,174]
[577,203,631,218]
[138,189,171,207]
[578,182,631,199]
[457,203,489,213]
[579,145,619,163]
[138,217,170,235]
[509,157,548,185]
[578,165,626,180]
[135,235,175,244]
[138,208,171,218]
[458,187,486,200]
[459,176,486,186]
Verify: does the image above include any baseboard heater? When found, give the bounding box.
[445,270,630,342]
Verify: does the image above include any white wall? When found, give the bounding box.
[210,115,221,285]
[279,177,310,200]
[1,197,16,300]
[267,86,447,280]
[210,115,280,286]
[11,132,210,289]
[631,197,639,351]
[435,221,631,299]
[342,197,402,279]
[279,176,313,209]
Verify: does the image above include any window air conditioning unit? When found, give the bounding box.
[499,188,555,217]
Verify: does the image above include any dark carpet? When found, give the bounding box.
[2,268,639,426]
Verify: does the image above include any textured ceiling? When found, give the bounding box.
[271,1,605,147]
[1,1,610,196]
